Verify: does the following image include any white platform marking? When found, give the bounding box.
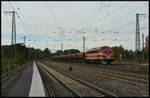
[29,61,45,97]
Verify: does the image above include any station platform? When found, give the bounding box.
[3,61,45,97]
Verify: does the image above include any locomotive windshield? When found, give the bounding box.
[87,50,98,53]
[101,47,106,51]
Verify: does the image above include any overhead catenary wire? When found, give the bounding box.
[82,5,147,33]
[81,2,130,30]
[8,1,61,37]
[77,2,105,30]
[8,1,31,35]
[94,2,130,25]
[22,14,77,33]
[81,2,104,29]
[90,5,147,30]
[74,3,147,34]
[13,2,35,39]
[76,3,100,30]
[3,2,148,51]
[45,3,57,26]
[88,20,136,40]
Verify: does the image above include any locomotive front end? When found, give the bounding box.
[100,46,114,64]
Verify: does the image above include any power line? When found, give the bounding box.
[8,1,64,42]
[78,2,111,30]
[76,3,100,30]
[82,2,103,29]
[96,2,129,22]
[77,4,147,33]
[82,2,129,29]
[110,20,135,31]
[93,5,147,30]
[45,3,57,25]
[86,20,136,36]
[14,2,33,34]
[8,2,31,34]
[8,1,59,36]
[22,15,59,28]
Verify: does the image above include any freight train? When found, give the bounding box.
[52,46,114,64]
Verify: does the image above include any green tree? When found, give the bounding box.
[43,48,51,57]
[1,50,11,73]
[144,35,149,59]
[64,49,80,55]
[111,45,136,60]
[56,50,63,56]
[112,45,124,59]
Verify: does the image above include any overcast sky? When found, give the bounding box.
[1,1,149,52]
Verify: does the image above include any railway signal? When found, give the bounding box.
[99,64,103,70]
[125,64,129,70]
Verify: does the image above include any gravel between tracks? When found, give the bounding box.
[41,60,149,97]
[36,62,74,97]
[39,62,106,97]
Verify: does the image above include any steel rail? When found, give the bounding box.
[39,63,81,97]
[45,84,55,97]
[36,62,55,97]
[68,64,148,84]
[39,61,117,97]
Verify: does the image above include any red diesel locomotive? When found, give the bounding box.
[52,46,114,64]
[85,46,114,64]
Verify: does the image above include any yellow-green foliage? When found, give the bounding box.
[1,50,11,73]
[42,57,50,61]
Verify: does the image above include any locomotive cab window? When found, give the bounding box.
[87,50,98,53]
[101,47,106,51]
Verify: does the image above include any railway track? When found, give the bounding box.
[87,62,148,74]
[45,83,55,97]
[42,61,148,86]
[73,66,148,85]
[51,60,148,74]
[37,61,117,97]
[45,61,148,80]
[102,64,149,74]
[52,62,146,77]
[37,65,55,97]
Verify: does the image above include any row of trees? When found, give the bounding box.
[52,49,80,56]
[1,36,149,73]
[1,44,46,73]
[1,44,81,74]
[111,35,149,60]
[111,45,149,60]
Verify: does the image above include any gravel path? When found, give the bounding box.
[4,63,33,97]
[41,60,149,97]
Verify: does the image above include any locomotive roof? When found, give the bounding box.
[87,46,110,51]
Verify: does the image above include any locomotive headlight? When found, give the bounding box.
[109,54,113,58]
